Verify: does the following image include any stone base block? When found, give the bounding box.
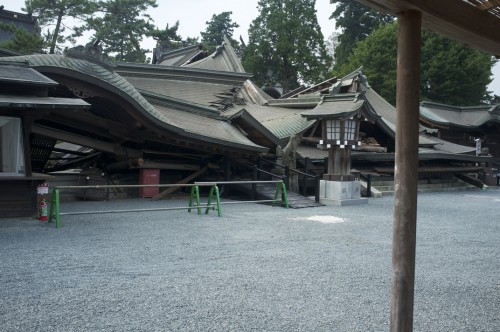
[319,197,369,206]
[319,180,368,206]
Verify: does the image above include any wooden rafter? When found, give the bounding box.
[475,0,500,11]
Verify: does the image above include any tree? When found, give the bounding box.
[329,0,393,70]
[335,22,398,104]
[420,32,495,105]
[151,21,183,49]
[23,0,97,54]
[85,0,157,63]
[335,22,495,106]
[201,12,239,52]
[242,0,330,93]
[0,22,45,54]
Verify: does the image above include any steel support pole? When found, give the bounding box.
[391,10,421,332]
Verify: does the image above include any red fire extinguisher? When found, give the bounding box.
[39,195,48,221]
[37,183,49,221]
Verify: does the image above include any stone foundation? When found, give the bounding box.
[319,180,368,206]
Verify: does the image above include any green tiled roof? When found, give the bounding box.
[185,37,245,73]
[240,104,315,139]
[0,63,58,86]
[124,76,236,109]
[420,101,500,128]
[0,54,267,152]
[302,95,365,119]
[0,95,90,109]
[153,104,266,151]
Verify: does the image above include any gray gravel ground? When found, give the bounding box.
[1,188,499,331]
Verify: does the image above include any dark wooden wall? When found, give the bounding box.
[0,179,44,218]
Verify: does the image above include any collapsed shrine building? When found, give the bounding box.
[0,35,498,217]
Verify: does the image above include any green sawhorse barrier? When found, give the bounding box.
[49,185,208,228]
[200,180,289,216]
[47,181,288,227]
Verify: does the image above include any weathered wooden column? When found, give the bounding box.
[391,10,421,332]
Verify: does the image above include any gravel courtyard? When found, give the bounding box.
[1,189,499,331]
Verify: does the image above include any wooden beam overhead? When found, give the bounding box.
[356,0,500,56]
[477,0,500,11]
[31,124,143,158]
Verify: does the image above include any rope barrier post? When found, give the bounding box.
[205,185,221,217]
[48,188,61,228]
[188,185,202,215]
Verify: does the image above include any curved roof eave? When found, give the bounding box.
[1,54,266,153]
[420,104,500,129]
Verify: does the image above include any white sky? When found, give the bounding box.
[5,0,500,95]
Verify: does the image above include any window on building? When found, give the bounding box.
[0,117,25,176]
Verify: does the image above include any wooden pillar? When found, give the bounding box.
[21,115,33,177]
[327,148,334,176]
[391,10,421,332]
[325,147,351,179]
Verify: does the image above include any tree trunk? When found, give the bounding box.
[50,9,64,54]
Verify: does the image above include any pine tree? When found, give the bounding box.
[24,0,97,54]
[201,12,239,53]
[0,22,45,54]
[151,21,183,49]
[86,0,157,63]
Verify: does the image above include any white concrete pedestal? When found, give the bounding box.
[319,180,368,206]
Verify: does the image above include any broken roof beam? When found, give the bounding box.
[32,125,143,158]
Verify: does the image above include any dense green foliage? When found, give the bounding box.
[242,0,330,93]
[0,22,45,54]
[151,21,182,49]
[201,12,239,53]
[420,33,495,105]
[151,21,199,49]
[329,0,393,70]
[24,0,97,54]
[335,22,495,106]
[85,0,157,63]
